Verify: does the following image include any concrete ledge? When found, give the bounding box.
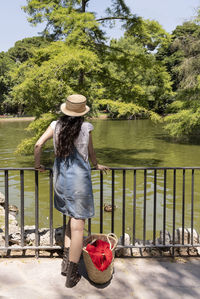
[1,257,200,298]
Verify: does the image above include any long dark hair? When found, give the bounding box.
[55,115,84,157]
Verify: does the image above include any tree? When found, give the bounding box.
[14,0,173,153]
[9,41,102,117]
[22,0,140,90]
[125,17,171,52]
[0,52,15,114]
[158,20,200,137]
[157,21,200,91]
[1,37,52,115]
[7,36,52,63]
[22,0,135,43]
[98,19,173,115]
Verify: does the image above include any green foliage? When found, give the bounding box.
[6,0,200,154]
[22,0,105,44]
[102,35,173,113]
[23,0,135,42]
[157,21,200,91]
[96,99,162,122]
[9,42,102,117]
[15,113,57,154]
[0,52,16,113]
[106,0,131,17]
[164,108,200,137]
[166,100,184,113]
[12,1,174,155]
[0,37,52,114]
[7,36,52,63]
[164,76,200,136]
[19,1,173,116]
[159,20,200,137]
[125,17,172,51]
[97,99,146,118]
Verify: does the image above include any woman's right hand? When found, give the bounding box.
[95,164,110,174]
[35,164,46,172]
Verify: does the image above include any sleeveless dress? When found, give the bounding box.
[50,121,95,219]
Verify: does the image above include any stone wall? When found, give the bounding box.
[1,191,200,257]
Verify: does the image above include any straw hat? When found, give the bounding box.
[60,94,90,116]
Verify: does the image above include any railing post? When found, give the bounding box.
[163,169,167,246]
[49,169,53,247]
[20,170,25,248]
[133,169,136,246]
[35,171,39,258]
[153,169,157,245]
[191,169,194,246]
[4,170,9,249]
[143,169,147,246]
[88,218,91,235]
[63,215,66,248]
[172,169,176,256]
[182,169,185,245]
[111,170,115,233]
[100,171,103,234]
[122,170,126,246]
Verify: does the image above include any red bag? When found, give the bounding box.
[86,239,113,272]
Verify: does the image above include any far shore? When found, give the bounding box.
[0,117,35,122]
[0,114,109,122]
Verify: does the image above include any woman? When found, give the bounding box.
[34,94,109,288]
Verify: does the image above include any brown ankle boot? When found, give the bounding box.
[65,261,81,288]
[61,247,69,276]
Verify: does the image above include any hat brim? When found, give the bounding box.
[60,103,90,116]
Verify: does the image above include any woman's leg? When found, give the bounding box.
[69,218,85,263]
[65,218,85,287]
[64,217,71,248]
[61,218,71,276]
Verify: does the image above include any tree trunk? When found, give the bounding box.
[78,0,87,86]
[82,0,86,12]
[79,70,84,86]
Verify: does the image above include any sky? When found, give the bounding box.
[0,0,199,52]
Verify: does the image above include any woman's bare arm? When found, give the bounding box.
[34,126,54,171]
[88,132,110,173]
[88,132,98,167]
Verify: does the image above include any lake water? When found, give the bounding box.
[1,119,200,241]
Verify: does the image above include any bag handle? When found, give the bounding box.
[106,233,118,250]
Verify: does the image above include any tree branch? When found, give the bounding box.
[93,42,131,55]
[96,16,134,22]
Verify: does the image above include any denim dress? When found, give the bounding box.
[51,121,95,219]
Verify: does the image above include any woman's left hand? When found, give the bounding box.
[95,164,110,174]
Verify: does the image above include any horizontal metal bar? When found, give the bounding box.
[1,167,200,171]
[0,167,52,171]
[116,244,200,248]
[93,167,200,170]
[1,243,200,251]
[0,246,62,251]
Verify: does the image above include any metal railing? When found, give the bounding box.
[1,167,200,257]
[0,168,58,257]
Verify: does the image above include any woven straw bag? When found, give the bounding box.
[83,233,118,284]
